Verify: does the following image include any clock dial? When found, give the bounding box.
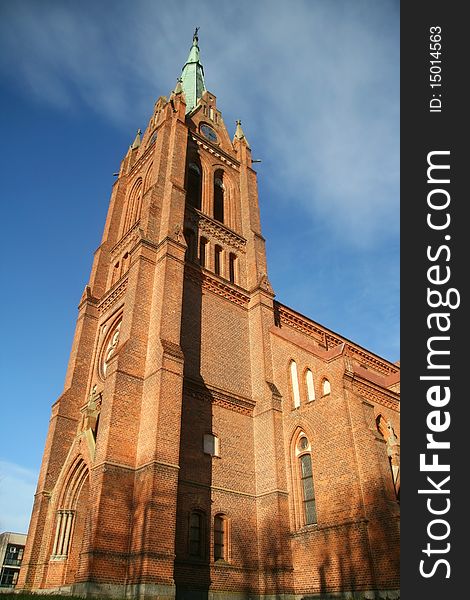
[200,124,218,143]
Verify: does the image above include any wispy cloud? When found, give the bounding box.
[0,0,399,247]
[0,461,37,533]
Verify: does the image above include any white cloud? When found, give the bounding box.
[0,0,399,247]
[0,461,37,534]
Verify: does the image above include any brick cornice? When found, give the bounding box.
[110,222,142,258]
[98,278,128,314]
[275,301,399,377]
[184,264,250,308]
[345,370,400,411]
[184,379,255,415]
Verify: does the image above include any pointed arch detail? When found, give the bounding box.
[289,360,301,408]
[305,368,316,402]
[289,426,317,529]
[123,178,143,234]
[51,457,89,559]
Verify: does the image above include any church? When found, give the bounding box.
[18,31,400,600]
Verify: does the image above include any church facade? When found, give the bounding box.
[18,33,400,600]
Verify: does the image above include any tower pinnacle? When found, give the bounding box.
[180,28,206,114]
[234,120,250,148]
[130,128,141,150]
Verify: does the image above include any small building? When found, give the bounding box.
[0,532,27,589]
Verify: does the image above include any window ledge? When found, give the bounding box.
[49,555,68,562]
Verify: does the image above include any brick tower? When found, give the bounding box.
[18,31,400,600]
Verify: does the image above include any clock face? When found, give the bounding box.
[200,124,218,143]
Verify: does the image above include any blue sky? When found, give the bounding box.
[0,0,399,533]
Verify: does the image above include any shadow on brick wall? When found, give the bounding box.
[174,218,212,600]
[231,458,399,598]
[301,477,400,598]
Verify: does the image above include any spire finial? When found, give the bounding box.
[193,27,199,44]
[130,128,141,150]
[173,77,184,95]
[234,120,250,148]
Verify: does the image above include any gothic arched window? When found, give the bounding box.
[305,369,316,402]
[189,510,205,558]
[229,253,236,284]
[121,252,130,276]
[322,378,331,396]
[199,237,208,268]
[111,261,120,286]
[214,514,229,561]
[187,162,202,210]
[213,169,225,223]
[295,434,317,526]
[290,360,301,408]
[52,459,89,560]
[214,245,222,276]
[100,317,122,379]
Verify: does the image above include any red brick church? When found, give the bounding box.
[18,31,400,600]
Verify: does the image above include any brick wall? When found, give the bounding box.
[19,85,399,599]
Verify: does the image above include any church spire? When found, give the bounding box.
[180,27,206,114]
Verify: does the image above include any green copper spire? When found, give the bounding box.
[180,27,206,114]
